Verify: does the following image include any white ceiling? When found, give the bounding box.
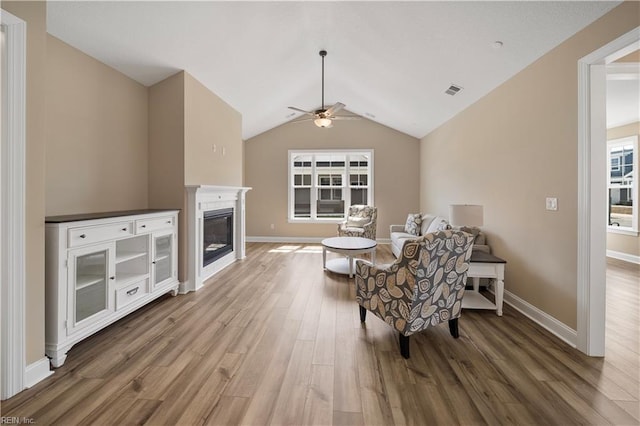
[46,1,623,140]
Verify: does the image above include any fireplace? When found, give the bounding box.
[203,208,233,267]
[184,185,251,293]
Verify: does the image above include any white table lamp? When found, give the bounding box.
[449,204,484,227]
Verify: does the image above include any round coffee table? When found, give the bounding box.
[322,236,377,277]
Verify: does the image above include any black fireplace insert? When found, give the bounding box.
[203,208,233,267]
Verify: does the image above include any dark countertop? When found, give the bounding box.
[45,209,179,223]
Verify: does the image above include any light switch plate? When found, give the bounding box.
[546,197,558,211]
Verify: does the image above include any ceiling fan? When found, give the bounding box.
[289,50,360,128]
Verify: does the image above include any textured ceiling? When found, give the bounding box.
[47,1,623,140]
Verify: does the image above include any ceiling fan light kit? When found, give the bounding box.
[288,50,360,129]
[314,117,332,128]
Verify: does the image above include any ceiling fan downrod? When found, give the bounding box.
[319,50,327,111]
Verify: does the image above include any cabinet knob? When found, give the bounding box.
[166,220,171,224]
[79,234,86,239]
[152,261,156,265]
[141,225,146,228]
[121,228,127,232]
[110,276,115,280]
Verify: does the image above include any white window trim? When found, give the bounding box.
[288,149,374,223]
[606,135,638,235]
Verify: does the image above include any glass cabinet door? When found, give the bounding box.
[68,244,113,332]
[152,232,174,288]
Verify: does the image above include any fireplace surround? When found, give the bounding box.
[184,185,251,293]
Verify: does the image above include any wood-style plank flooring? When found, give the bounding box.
[2,244,638,425]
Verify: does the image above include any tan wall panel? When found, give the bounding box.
[245,118,420,239]
[184,72,243,187]
[607,122,640,258]
[148,71,187,281]
[45,36,148,216]
[3,1,47,365]
[420,1,640,329]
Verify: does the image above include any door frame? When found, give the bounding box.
[577,26,640,356]
[0,9,27,399]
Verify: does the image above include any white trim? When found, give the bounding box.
[577,26,640,357]
[24,358,54,388]
[0,10,27,400]
[498,289,577,348]
[606,250,640,265]
[607,227,639,236]
[247,236,390,244]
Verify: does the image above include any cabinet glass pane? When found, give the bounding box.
[75,250,107,322]
[154,235,172,284]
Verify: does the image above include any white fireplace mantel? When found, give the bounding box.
[183,185,251,293]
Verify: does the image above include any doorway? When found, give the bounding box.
[577,26,640,356]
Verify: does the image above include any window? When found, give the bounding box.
[289,150,373,222]
[607,136,638,234]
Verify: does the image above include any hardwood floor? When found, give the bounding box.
[2,243,638,425]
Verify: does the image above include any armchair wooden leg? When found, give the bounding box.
[399,334,410,359]
[448,318,459,338]
[359,305,367,322]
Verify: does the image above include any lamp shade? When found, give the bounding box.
[314,117,332,128]
[449,204,483,227]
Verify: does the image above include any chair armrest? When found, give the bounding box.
[390,224,405,233]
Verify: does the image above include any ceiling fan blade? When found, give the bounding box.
[290,117,314,123]
[324,102,345,116]
[288,106,316,116]
[331,115,360,121]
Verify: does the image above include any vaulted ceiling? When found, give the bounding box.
[47,1,622,140]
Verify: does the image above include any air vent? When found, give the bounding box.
[445,84,463,96]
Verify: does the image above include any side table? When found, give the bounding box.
[464,250,506,316]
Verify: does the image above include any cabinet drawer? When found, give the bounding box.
[116,280,149,310]
[68,222,133,248]
[135,216,175,233]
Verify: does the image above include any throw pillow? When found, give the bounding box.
[347,217,369,228]
[404,213,422,236]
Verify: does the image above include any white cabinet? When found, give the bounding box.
[45,210,179,367]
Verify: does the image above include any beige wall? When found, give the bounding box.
[45,35,149,216]
[607,121,640,258]
[184,72,243,187]
[149,71,243,282]
[3,1,47,365]
[148,71,187,282]
[245,118,420,239]
[420,1,640,329]
[148,71,185,210]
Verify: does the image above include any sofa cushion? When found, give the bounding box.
[404,213,422,235]
[425,216,450,234]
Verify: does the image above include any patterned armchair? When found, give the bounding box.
[355,230,474,358]
[337,205,377,240]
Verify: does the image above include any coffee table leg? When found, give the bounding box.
[349,256,354,278]
[371,249,376,265]
[323,247,327,270]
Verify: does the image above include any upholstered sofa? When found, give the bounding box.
[390,213,489,258]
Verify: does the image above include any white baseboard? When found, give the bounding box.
[606,249,640,265]
[25,357,53,388]
[247,236,390,244]
[493,288,577,348]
